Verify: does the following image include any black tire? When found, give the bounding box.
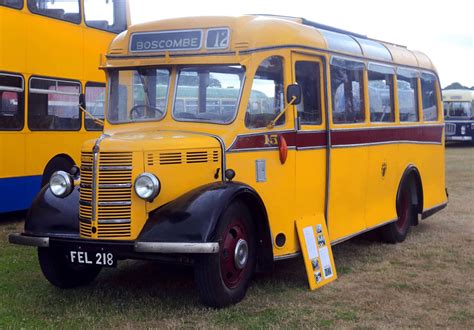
[194,200,256,308]
[380,183,416,243]
[41,157,74,187]
[38,247,101,288]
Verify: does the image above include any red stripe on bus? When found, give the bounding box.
[227,125,443,151]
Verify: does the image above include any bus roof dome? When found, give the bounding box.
[108,15,436,71]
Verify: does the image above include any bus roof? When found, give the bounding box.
[442,89,474,101]
[108,15,436,71]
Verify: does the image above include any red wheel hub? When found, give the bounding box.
[220,218,248,288]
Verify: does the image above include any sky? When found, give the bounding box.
[129,0,474,88]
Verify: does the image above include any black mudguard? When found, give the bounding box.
[138,181,267,244]
[24,186,80,237]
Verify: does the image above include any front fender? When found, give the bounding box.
[138,182,264,244]
[24,186,80,237]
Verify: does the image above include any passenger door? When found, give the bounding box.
[292,53,327,226]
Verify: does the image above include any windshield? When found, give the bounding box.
[444,101,472,118]
[172,65,245,124]
[108,68,170,123]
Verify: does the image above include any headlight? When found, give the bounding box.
[134,173,160,201]
[49,171,74,198]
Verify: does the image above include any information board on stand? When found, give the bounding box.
[296,216,337,290]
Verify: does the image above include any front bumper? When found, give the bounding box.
[8,233,219,254]
[446,136,472,141]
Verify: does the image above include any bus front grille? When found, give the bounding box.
[445,123,456,135]
[79,151,132,239]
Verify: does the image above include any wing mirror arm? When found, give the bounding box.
[267,84,301,129]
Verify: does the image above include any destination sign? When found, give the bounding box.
[130,28,230,53]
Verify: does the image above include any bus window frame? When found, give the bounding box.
[27,75,82,132]
[367,62,396,123]
[0,0,24,10]
[244,55,287,130]
[27,0,82,25]
[84,81,106,131]
[0,72,25,131]
[171,64,246,126]
[83,0,127,34]
[396,67,420,123]
[420,71,440,122]
[329,56,367,125]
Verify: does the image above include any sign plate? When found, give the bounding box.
[130,28,230,53]
[130,29,203,53]
[296,215,337,290]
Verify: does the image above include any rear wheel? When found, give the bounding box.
[194,201,256,308]
[38,247,101,288]
[380,183,416,243]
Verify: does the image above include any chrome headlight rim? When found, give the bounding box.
[49,170,74,198]
[134,172,160,202]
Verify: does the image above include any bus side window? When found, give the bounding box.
[85,83,105,131]
[295,61,322,125]
[0,73,24,131]
[368,64,395,123]
[0,0,23,9]
[28,77,81,131]
[397,68,419,122]
[421,72,439,121]
[27,0,81,24]
[330,58,365,124]
[245,56,284,129]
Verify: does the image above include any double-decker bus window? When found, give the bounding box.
[84,0,127,33]
[28,77,81,131]
[0,73,24,130]
[330,58,365,124]
[85,83,105,131]
[0,0,23,9]
[245,56,284,129]
[398,68,419,122]
[368,64,395,122]
[421,72,438,121]
[295,61,322,125]
[27,0,80,24]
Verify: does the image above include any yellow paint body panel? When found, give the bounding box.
[73,16,446,254]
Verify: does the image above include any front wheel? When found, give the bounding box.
[194,200,256,308]
[38,247,101,288]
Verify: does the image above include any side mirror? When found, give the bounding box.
[287,84,301,105]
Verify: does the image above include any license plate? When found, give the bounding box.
[68,250,116,267]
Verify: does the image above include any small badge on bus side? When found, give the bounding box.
[256,159,266,182]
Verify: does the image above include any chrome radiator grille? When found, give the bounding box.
[79,151,133,239]
[445,123,456,135]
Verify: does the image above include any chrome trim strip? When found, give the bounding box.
[98,183,132,189]
[92,134,110,223]
[273,252,301,261]
[134,242,220,254]
[98,201,131,206]
[330,123,444,132]
[99,166,133,171]
[8,233,49,247]
[332,140,442,148]
[98,219,131,224]
[330,218,397,245]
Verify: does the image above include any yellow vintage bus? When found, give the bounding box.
[0,0,129,212]
[10,15,447,307]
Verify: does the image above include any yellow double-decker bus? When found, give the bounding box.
[0,0,129,213]
[10,15,447,307]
